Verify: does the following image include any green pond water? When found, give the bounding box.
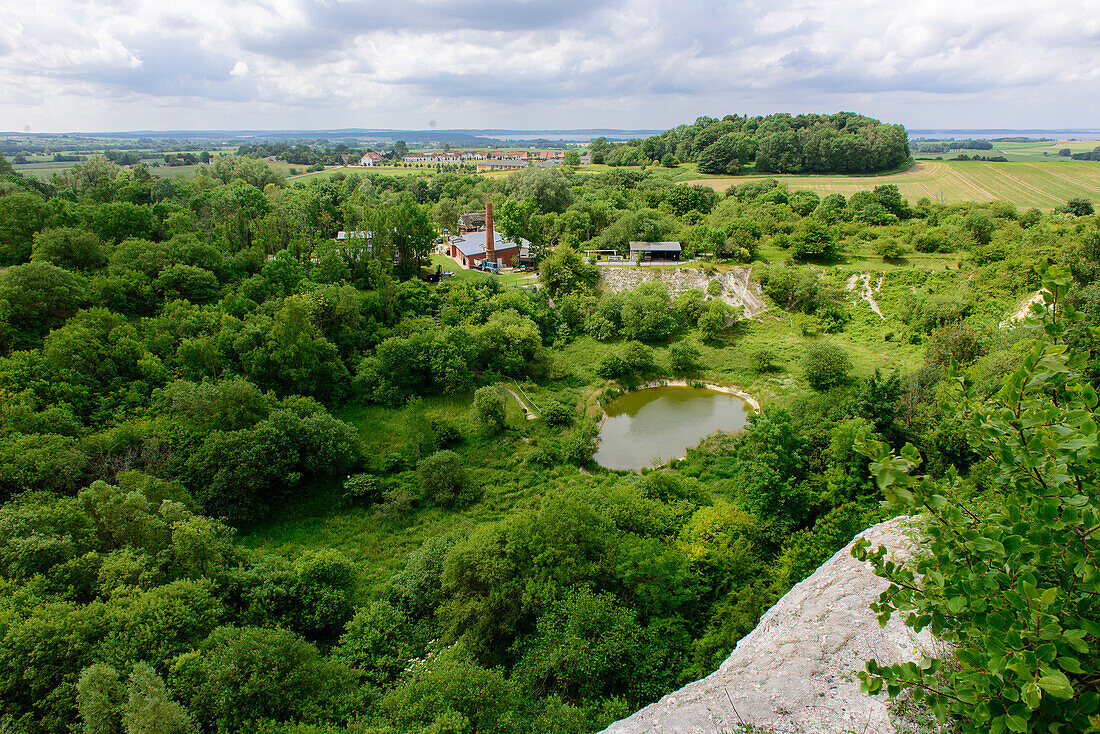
[593,386,752,471]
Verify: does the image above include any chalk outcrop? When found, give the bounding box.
[600,518,937,734]
[599,266,768,318]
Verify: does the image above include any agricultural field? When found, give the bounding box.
[977,138,1100,161]
[685,159,1100,210]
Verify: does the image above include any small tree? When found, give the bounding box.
[749,347,778,373]
[802,341,852,389]
[698,300,735,341]
[417,450,474,508]
[540,400,573,427]
[668,340,702,374]
[471,386,506,433]
[1055,197,1095,217]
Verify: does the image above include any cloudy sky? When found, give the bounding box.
[1,0,1098,133]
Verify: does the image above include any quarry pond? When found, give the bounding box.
[594,385,754,471]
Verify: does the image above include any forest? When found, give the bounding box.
[0,143,1098,734]
[594,112,910,174]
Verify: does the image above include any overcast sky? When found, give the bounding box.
[2,0,1098,133]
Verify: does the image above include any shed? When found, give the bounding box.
[628,241,682,262]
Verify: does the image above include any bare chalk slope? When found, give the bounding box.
[600,518,937,734]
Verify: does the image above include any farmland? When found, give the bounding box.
[685,159,1100,210]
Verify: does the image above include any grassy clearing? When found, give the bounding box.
[683,160,1100,210]
[428,253,538,287]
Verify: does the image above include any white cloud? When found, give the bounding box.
[0,0,1098,131]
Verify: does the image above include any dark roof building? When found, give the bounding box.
[628,241,682,261]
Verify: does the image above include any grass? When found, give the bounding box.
[428,253,538,287]
[236,387,594,593]
[683,160,1100,210]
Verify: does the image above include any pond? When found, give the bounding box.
[593,385,753,471]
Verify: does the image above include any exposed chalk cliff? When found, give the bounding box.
[600,518,938,734]
[598,266,768,318]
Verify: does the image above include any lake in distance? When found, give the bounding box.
[593,386,752,471]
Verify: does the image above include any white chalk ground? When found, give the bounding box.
[1000,291,1045,327]
[601,518,943,734]
[599,266,768,319]
[846,273,884,319]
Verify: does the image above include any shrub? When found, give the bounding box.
[471,386,506,433]
[417,450,475,508]
[854,274,1100,734]
[873,238,908,261]
[1054,197,1095,217]
[668,340,702,374]
[540,400,573,427]
[343,474,380,507]
[802,341,852,389]
[749,347,779,373]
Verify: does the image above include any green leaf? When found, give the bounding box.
[1022,681,1041,710]
[1037,670,1074,700]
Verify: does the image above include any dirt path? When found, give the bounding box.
[503,386,539,420]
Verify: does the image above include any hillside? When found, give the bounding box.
[0,147,1098,734]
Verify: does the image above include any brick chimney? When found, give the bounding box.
[485,201,495,263]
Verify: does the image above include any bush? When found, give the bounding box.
[1055,196,1094,217]
[343,474,380,507]
[749,347,779,373]
[802,341,852,389]
[873,238,908,261]
[471,386,506,433]
[541,400,574,427]
[667,340,701,374]
[417,450,475,508]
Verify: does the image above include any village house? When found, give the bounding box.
[359,152,383,166]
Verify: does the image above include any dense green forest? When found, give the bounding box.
[595,112,910,174]
[0,147,1098,734]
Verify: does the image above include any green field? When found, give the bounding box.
[685,159,1100,210]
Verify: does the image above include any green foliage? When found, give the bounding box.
[0,260,88,329]
[667,340,702,375]
[802,341,853,390]
[32,227,108,270]
[170,626,355,731]
[418,450,476,508]
[539,246,599,298]
[471,385,507,433]
[854,270,1100,734]
[541,400,574,427]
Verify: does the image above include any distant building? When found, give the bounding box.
[359,152,383,166]
[628,241,682,262]
[458,211,486,232]
[476,159,528,172]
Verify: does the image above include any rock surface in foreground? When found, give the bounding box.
[600,518,936,734]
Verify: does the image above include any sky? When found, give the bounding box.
[1,0,1099,133]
